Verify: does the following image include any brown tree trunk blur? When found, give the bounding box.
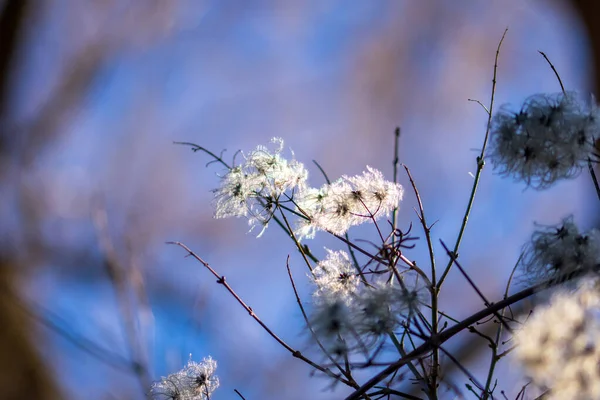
[572,0,600,96]
[0,1,61,399]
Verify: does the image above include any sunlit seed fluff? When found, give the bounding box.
[514,281,600,400]
[213,166,251,219]
[520,216,600,285]
[295,166,403,239]
[311,249,360,301]
[150,356,219,400]
[212,137,308,235]
[489,92,599,189]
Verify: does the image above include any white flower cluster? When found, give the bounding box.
[295,166,404,239]
[514,281,600,399]
[489,92,599,188]
[308,250,420,357]
[213,137,308,234]
[150,356,219,400]
[212,138,403,238]
[520,216,600,284]
[311,249,360,300]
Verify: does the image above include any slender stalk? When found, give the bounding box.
[440,240,512,333]
[402,164,438,396]
[174,141,232,169]
[482,255,521,400]
[437,28,507,289]
[277,206,315,272]
[388,332,425,384]
[588,158,600,201]
[169,241,354,386]
[286,259,356,382]
[345,262,597,399]
[392,127,401,233]
[538,51,565,94]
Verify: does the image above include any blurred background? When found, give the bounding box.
[1,1,599,399]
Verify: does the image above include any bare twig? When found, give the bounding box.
[168,241,354,387]
[345,262,598,399]
[392,127,401,233]
[93,206,152,394]
[286,258,352,381]
[437,28,508,289]
[538,51,566,94]
[440,240,512,333]
[403,163,438,396]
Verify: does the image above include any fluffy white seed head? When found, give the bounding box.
[212,138,307,236]
[514,281,600,399]
[295,166,403,239]
[311,249,360,302]
[520,216,600,285]
[489,92,599,189]
[308,274,423,358]
[150,356,219,400]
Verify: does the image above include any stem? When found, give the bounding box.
[482,255,521,400]
[169,241,353,386]
[345,261,595,399]
[402,164,438,396]
[437,28,507,289]
[286,259,355,382]
[392,127,401,233]
[278,206,315,272]
[588,157,600,201]
[174,141,231,169]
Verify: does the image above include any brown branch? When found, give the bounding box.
[168,241,355,387]
[346,264,596,399]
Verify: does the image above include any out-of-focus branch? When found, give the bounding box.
[93,205,153,396]
[0,1,61,398]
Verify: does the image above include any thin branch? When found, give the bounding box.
[482,253,523,400]
[168,241,354,386]
[437,28,508,289]
[92,206,152,394]
[345,262,598,399]
[402,163,438,396]
[286,258,351,381]
[538,51,566,94]
[467,98,490,115]
[587,157,600,201]
[312,159,332,185]
[392,127,401,233]
[440,240,512,333]
[439,345,485,392]
[22,300,133,372]
[173,141,231,169]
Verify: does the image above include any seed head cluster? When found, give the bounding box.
[520,216,600,285]
[308,249,421,358]
[213,137,308,235]
[213,138,403,239]
[514,281,600,399]
[489,92,599,188]
[150,356,219,400]
[295,166,403,239]
[311,249,360,301]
